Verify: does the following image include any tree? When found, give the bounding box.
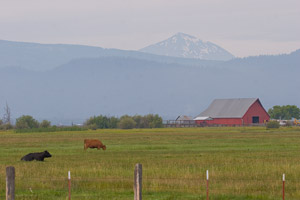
[149,114,163,128]
[85,115,108,129]
[118,116,136,129]
[132,114,163,128]
[85,115,119,129]
[268,105,300,120]
[16,115,39,129]
[109,116,119,129]
[0,103,13,129]
[133,115,151,128]
[142,114,163,128]
[40,120,51,128]
[84,114,164,129]
[3,102,11,125]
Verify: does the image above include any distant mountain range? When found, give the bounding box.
[0,33,233,71]
[0,39,221,71]
[140,32,235,61]
[0,38,299,124]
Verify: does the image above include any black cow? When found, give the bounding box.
[21,150,52,161]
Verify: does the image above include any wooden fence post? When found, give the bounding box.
[134,163,142,200]
[283,174,285,200]
[6,166,15,200]
[206,170,209,200]
[68,171,71,200]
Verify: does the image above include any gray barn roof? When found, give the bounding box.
[195,98,259,119]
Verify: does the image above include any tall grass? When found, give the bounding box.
[0,127,300,199]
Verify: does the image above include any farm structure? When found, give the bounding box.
[194,98,270,126]
[176,115,193,121]
[164,116,196,127]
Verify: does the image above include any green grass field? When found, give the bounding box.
[1,127,300,199]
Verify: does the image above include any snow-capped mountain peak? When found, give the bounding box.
[140,33,234,61]
[173,32,201,42]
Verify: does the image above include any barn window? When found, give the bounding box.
[252,116,259,123]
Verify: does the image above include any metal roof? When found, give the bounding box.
[193,116,213,120]
[176,115,193,121]
[196,98,259,118]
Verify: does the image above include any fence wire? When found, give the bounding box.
[2,176,298,199]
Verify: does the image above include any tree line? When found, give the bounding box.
[268,105,300,120]
[85,114,163,129]
[0,111,163,131]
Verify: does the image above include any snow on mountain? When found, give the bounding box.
[139,32,235,61]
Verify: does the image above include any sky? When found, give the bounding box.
[1,0,300,57]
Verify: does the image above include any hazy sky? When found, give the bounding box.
[1,0,299,57]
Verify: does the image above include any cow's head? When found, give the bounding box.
[102,145,106,150]
[44,150,52,158]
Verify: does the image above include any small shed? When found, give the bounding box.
[176,115,193,121]
[175,115,194,125]
[194,98,270,126]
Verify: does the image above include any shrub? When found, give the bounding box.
[0,123,13,130]
[88,123,98,130]
[266,121,280,129]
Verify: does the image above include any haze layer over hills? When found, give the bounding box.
[0,38,299,124]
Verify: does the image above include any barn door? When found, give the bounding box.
[252,116,259,123]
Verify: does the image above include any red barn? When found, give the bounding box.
[194,98,270,126]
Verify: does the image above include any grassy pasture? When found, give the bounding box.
[1,127,300,199]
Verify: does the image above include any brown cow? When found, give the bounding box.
[84,139,106,150]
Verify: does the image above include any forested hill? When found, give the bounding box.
[222,49,300,70]
[1,49,299,124]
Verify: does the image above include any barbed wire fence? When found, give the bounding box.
[3,165,293,199]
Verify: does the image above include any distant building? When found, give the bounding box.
[175,115,194,125]
[194,98,270,126]
[176,115,193,121]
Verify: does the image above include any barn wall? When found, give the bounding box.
[242,100,270,124]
